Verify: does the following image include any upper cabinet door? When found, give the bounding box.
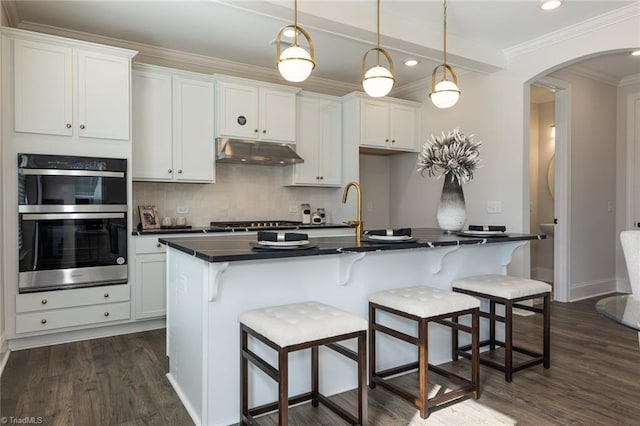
[132,69,173,180]
[77,50,130,140]
[360,99,389,148]
[217,81,258,139]
[14,40,73,136]
[259,88,296,143]
[319,100,342,185]
[389,104,417,151]
[174,76,215,182]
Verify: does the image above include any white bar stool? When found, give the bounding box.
[239,301,368,425]
[368,286,480,419]
[452,274,551,382]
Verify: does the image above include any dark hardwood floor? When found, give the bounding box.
[2,296,640,425]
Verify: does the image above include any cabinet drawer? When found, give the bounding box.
[135,236,167,254]
[16,284,130,313]
[16,302,130,334]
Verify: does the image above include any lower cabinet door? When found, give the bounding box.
[135,253,167,319]
[15,302,130,334]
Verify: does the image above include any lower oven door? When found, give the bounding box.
[19,212,128,293]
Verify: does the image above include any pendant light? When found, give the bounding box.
[429,0,460,109]
[362,0,395,98]
[276,0,315,82]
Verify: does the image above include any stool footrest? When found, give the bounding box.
[248,391,315,417]
[326,342,358,361]
[376,361,419,379]
[317,393,360,425]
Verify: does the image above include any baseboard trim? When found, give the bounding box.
[7,318,166,350]
[570,278,617,302]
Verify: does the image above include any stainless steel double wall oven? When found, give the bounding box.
[18,154,128,293]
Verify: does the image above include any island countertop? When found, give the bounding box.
[159,227,544,263]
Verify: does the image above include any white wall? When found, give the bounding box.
[359,154,391,229]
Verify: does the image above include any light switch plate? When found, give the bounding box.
[487,201,502,214]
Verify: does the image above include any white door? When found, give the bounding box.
[360,99,389,148]
[77,50,130,140]
[132,70,173,180]
[259,88,296,142]
[320,100,342,185]
[174,76,215,182]
[389,104,417,151]
[14,39,73,136]
[217,82,258,139]
[294,96,322,184]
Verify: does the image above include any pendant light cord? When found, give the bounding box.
[293,0,298,45]
[442,0,448,67]
[376,0,381,65]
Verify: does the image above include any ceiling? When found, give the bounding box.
[5,0,640,90]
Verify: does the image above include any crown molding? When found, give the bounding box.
[620,74,640,87]
[2,1,21,27]
[561,64,620,87]
[504,3,640,59]
[16,21,360,97]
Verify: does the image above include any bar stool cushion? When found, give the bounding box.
[369,286,480,318]
[239,301,367,347]
[452,274,552,300]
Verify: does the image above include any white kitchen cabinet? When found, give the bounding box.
[133,236,167,319]
[13,38,132,140]
[14,284,131,334]
[216,76,299,143]
[132,65,215,183]
[350,94,421,152]
[284,92,342,186]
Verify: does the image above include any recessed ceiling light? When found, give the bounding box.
[540,0,562,11]
[404,59,419,67]
[282,28,296,38]
[632,50,640,57]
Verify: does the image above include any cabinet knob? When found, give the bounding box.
[104,293,109,298]
[316,176,320,180]
[41,299,48,305]
[168,169,172,174]
[320,176,324,180]
[65,123,72,129]
[262,129,267,134]
[178,169,183,174]
[156,243,162,248]
[391,139,396,143]
[385,139,389,143]
[254,129,258,133]
[79,124,86,129]
[41,319,47,324]
[104,312,110,317]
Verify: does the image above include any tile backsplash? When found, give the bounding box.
[133,163,344,227]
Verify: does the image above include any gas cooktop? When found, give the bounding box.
[209,220,302,231]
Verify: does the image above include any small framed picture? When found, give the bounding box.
[138,205,159,230]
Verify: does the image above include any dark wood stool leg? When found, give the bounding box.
[471,308,480,399]
[278,348,289,425]
[504,300,513,382]
[311,346,319,407]
[489,299,496,350]
[368,302,376,390]
[240,328,249,425]
[452,314,459,361]
[543,293,551,369]
[418,317,429,419]
[357,331,368,425]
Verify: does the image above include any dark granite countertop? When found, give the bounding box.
[159,227,544,263]
[132,222,350,236]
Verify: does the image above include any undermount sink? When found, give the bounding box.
[539,223,555,237]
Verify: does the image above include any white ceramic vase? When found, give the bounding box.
[437,177,466,232]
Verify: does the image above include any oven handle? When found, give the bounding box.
[21,212,126,220]
[20,169,125,178]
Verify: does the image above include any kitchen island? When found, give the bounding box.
[160,228,543,425]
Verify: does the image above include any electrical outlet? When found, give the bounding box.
[487,201,502,214]
[177,206,189,214]
[289,205,299,214]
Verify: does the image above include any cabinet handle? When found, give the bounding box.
[41,299,48,305]
[178,169,183,174]
[156,243,161,248]
[168,169,172,174]
[65,123,72,129]
[104,312,110,317]
[262,129,267,134]
[104,293,109,298]
[79,124,86,129]
[41,319,47,324]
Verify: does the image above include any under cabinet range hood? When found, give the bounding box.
[216,138,304,166]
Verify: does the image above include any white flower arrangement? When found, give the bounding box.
[416,128,481,185]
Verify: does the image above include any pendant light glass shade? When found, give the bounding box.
[276,1,315,82]
[430,0,460,108]
[361,0,395,98]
